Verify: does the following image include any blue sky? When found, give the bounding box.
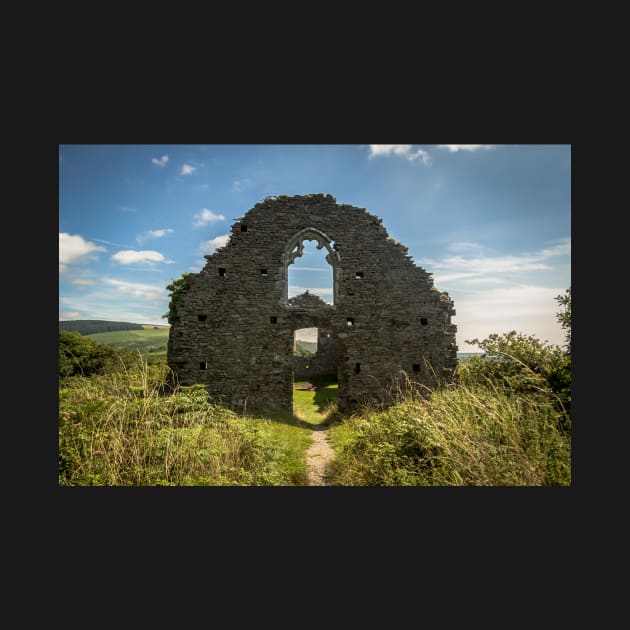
[59,144,571,352]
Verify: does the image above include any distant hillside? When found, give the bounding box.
[60,320,146,335]
[86,328,170,364]
[295,340,317,356]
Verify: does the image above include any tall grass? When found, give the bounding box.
[327,375,571,486]
[59,358,309,486]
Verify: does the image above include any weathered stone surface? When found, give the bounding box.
[167,193,457,413]
[291,294,337,380]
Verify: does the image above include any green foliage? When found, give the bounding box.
[461,330,571,418]
[555,286,571,352]
[59,320,145,335]
[59,362,312,486]
[59,331,138,378]
[163,272,195,324]
[327,383,571,486]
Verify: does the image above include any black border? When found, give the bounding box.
[47,93,580,572]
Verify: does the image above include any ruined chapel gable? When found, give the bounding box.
[167,193,457,413]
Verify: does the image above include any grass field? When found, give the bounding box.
[86,328,169,363]
[293,376,338,424]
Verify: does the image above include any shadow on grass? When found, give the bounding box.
[248,377,340,430]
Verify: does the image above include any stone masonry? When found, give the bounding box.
[290,291,338,381]
[167,194,457,413]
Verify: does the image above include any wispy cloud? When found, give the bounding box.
[69,277,97,286]
[181,163,196,175]
[419,238,570,285]
[136,228,174,244]
[446,242,492,256]
[92,237,135,249]
[193,208,225,227]
[104,278,166,301]
[189,259,206,272]
[455,285,567,351]
[59,233,107,272]
[436,145,494,152]
[368,145,431,165]
[152,155,169,167]
[418,238,571,352]
[111,250,174,265]
[59,295,166,325]
[60,311,80,319]
[200,235,230,255]
[232,178,254,192]
[117,206,137,213]
[193,183,209,191]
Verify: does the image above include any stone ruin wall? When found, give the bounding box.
[290,291,338,380]
[167,193,457,413]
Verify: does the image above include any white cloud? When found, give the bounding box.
[59,294,167,326]
[152,155,169,167]
[69,277,97,286]
[232,178,255,192]
[104,278,166,301]
[420,238,570,285]
[60,311,80,319]
[454,285,566,352]
[193,183,209,191]
[417,238,571,352]
[368,145,431,165]
[136,228,174,244]
[181,163,196,175]
[111,250,174,265]
[436,145,494,152]
[117,206,137,213]
[200,235,230,255]
[295,328,318,342]
[189,259,206,272]
[193,208,225,227]
[447,241,491,256]
[59,233,107,272]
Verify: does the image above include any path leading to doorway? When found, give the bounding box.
[305,425,334,486]
[293,378,338,486]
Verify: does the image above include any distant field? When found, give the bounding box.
[86,329,169,363]
[295,340,317,356]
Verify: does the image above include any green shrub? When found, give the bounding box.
[59,331,138,378]
[460,331,571,418]
[58,361,305,486]
[327,382,571,486]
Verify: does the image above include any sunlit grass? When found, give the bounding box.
[327,379,571,486]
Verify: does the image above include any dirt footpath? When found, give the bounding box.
[305,425,334,486]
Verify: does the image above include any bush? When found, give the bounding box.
[59,331,138,378]
[327,382,571,486]
[59,361,301,486]
[460,331,571,418]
